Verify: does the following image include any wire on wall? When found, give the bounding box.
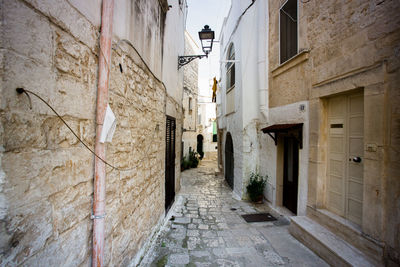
[16,38,175,172]
[16,88,157,172]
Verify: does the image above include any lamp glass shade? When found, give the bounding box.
[198,25,215,55]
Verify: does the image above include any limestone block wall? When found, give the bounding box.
[304,1,400,263]
[105,45,167,266]
[0,0,181,266]
[269,0,400,263]
[1,0,98,265]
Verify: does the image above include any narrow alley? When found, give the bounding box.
[139,160,328,266]
[1,0,399,266]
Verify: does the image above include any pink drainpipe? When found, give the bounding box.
[93,0,114,266]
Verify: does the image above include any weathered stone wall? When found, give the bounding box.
[305,2,400,263]
[0,0,181,265]
[182,32,198,159]
[1,0,98,265]
[269,0,400,264]
[104,44,167,266]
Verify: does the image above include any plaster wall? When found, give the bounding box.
[163,1,186,103]
[218,0,269,198]
[219,15,244,197]
[0,0,185,265]
[259,101,309,216]
[162,1,187,194]
[113,0,167,77]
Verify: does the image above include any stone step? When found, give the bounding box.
[308,208,384,265]
[289,216,379,267]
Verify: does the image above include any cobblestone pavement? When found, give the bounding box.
[139,160,328,267]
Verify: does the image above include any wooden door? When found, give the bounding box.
[327,93,364,225]
[165,116,176,213]
[347,94,364,225]
[225,132,234,189]
[283,136,299,214]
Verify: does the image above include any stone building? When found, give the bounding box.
[217,0,269,197]
[218,0,400,265]
[182,31,199,160]
[0,0,187,265]
[277,1,400,266]
[197,95,217,161]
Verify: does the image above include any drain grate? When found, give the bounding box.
[241,213,277,223]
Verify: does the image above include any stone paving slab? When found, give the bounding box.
[138,161,328,267]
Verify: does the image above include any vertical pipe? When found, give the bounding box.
[93,0,114,266]
[257,0,269,121]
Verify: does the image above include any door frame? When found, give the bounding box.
[282,136,299,214]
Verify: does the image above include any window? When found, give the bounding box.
[280,0,298,63]
[226,43,235,114]
[188,97,193,111]
[226,43,235,92]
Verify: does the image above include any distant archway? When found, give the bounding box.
[197,134,204,159]
[225,132,234,189]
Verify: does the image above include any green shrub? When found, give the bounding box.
[246,172,267,202]
[188,150,199,168]
[181,150,200,170]
[181,158,191,170]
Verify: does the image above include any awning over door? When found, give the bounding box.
[261,123,303,148]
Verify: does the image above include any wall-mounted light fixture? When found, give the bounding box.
[178,25,215,69]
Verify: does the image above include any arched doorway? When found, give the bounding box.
[197,134,204,159]
[225,132,234,189]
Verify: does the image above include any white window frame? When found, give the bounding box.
[226,43,235,93]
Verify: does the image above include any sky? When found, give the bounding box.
[186,0,231,99]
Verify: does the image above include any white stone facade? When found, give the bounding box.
[182,32,199,160]
[197,99,217,160]
[218,0,270,198]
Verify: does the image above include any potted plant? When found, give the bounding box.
[246,172,267,203]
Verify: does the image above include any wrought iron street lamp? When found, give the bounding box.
[178,25,215,69]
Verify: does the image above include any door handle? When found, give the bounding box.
[352,157,362,163]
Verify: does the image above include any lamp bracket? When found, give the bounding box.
[178,54,208,69]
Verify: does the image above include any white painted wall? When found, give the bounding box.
[68,0,102,27]
[197,99,217,155]
[113,0,166,77]
[218,0,309,214]
[218,0,268,198]
[163,2,187,105]
[259,101,309,216]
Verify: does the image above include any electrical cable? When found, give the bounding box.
[16,37,177,172]
[113,39,165,87]
[15,87,155,172]
[222,0,257,56]
[113,38,182,108]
